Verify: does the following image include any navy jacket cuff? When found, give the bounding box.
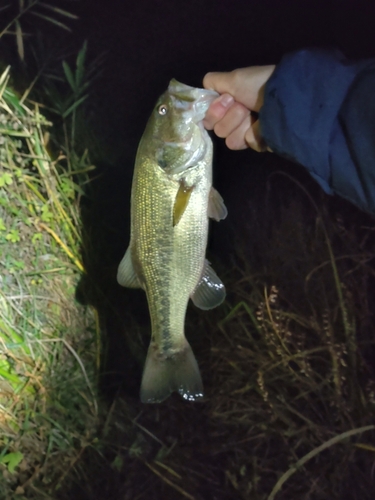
[259,49,375,212]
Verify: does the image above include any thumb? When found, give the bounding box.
[203,71,235,96]
[203,66,275,112]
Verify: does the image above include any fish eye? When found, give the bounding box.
[158,104,168,115]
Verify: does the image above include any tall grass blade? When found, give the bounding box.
[268,425,375,500]
[62,61,76,93]
[62,94,88,119]
[38,2,79,19]
[15,20,24,61]
[28,11,72,31]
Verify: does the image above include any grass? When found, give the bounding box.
[0,16,374,495]
[56,161,375,500]
[0,66,99,499]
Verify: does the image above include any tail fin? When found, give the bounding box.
[140,341,204,403]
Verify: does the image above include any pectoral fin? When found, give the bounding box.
[117,246,141,288]
[208,187,228,221]
[173,180,194,227]
[191,260,226,310]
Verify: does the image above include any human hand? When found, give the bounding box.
[203,66,275,152]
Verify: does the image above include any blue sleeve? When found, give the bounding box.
[259,49,375,214]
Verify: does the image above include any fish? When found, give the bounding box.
[117,79,227,403]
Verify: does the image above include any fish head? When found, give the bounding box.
[144,79,218,175]
[167,78,219,123]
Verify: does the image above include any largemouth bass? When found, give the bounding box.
[117,79,227,403]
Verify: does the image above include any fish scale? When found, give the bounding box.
[117,79,227,403]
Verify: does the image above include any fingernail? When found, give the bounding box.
[219,94,234,107]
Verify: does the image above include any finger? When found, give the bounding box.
[213,102,250,139]
[244,119,267,152]
[204,66,275,112]
[203,93,234,130]
[203,72,232,93]
[204,71,249,104]
[227,67,275,112]
[225,115,251,150]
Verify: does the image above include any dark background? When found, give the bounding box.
[69,0,375,397]
[1,2,375,498]
[14,1,374,498]
[75,0,375,156]
[73,0,375,231]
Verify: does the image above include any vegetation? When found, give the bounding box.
[57,168,375,500]
[0,1,78,63]
[0,64,99,498]
[0,3,374,499]
[0,4,101,497]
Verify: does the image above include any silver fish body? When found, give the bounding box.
[117,79,227,403]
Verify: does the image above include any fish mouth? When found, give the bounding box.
[168,79,218,122]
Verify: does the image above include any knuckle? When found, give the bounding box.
[231,102,250,121]
[229,68,242,85]
[203,72,213,89]
[225,136,240,150]
[214,122,227,138]
[229,68,247,93]
[203,120,214,131]
[226,132,247,150]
